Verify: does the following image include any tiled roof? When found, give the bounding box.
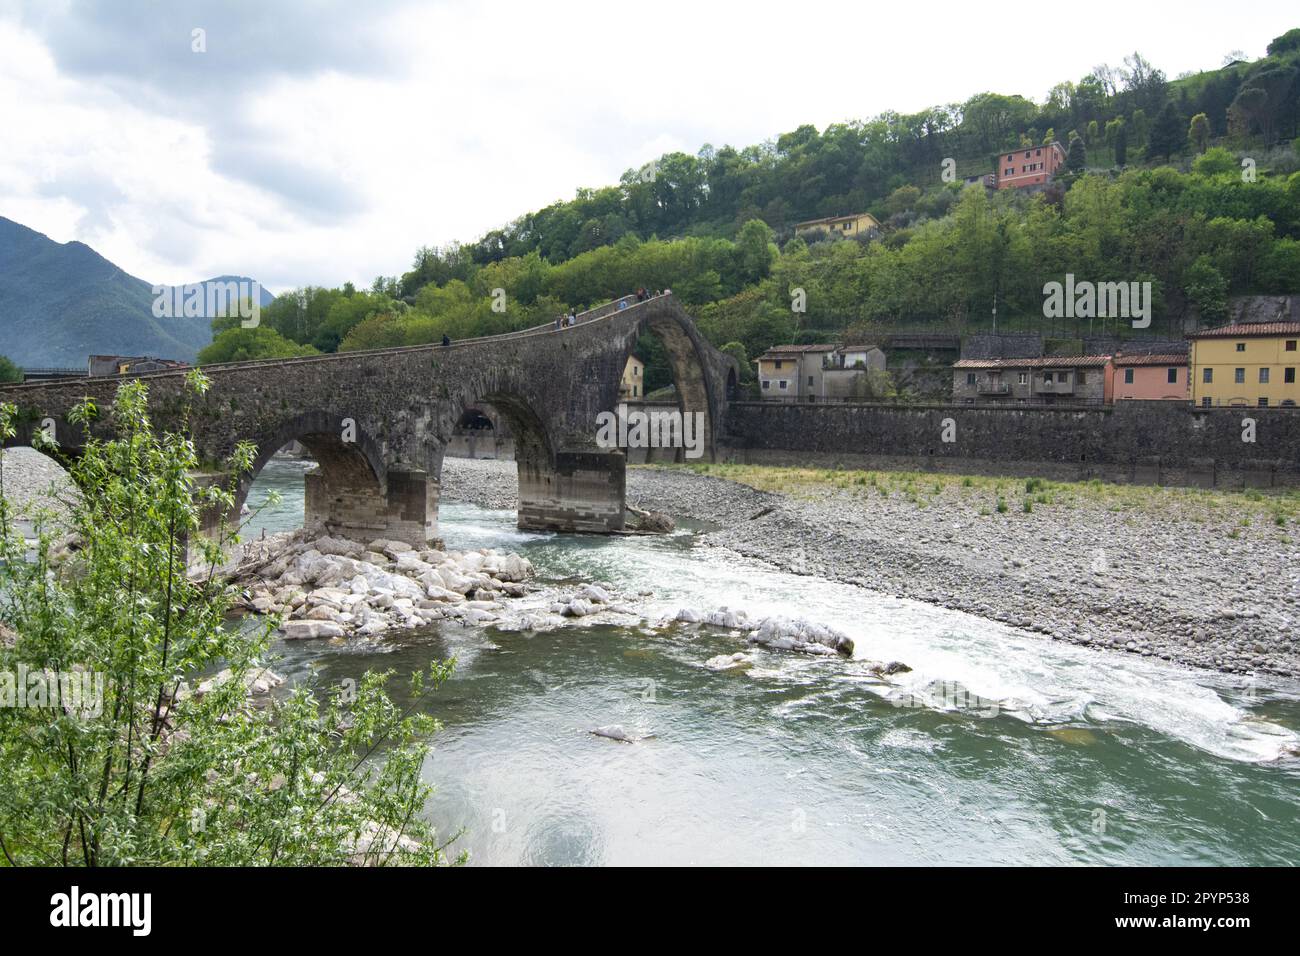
[757,344,838,357]
[1113,353,1188,366]
[953,355,1111,369]
[1187,322,1300,339]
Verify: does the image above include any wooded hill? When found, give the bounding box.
[198,29,1300,394]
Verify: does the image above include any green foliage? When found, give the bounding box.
[1114,124,1128,166]
[1067,137,1087,172]
[1193,146,1240,176]
[1184,254,1230,322]
[0,382,457,865]
[0,355,21,383]
[1189,112,1212,152]
[197,327,321,364]
[720,341,752,382]
[1148,102,1185,159]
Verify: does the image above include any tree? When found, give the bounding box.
[1188,112,1212,153]
[1113,124,1128,166]
[197,327,320,364]
[732,219,776,286]
[1130,108,1149,148]
[0,379,458,865]
[1066,137,1087,172]
[1148,102,1185,160]
[0,355,21,384]
[1183,255,1229,323]
[1266,28,1300,57]
[1193,146,1238,176]
[720,341,752,383]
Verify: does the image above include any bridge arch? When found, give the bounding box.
[223,411,429,545]
[617,303,721,463]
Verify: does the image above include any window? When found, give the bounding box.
[1018,372,1028,385]
[1167,368,1178,384]
[1259,368,1270,384]
[1202,397,1212,407]
[1287,368,1296,384]
[1287,341,1297,352]
[762,380,770,390]
[1043,372,1053,383]
[1235,368,1245,384]
[1005,167,1014,176]
[1124,369,1134,384]
[778,380,787,390]
[807,375,814,387]
[774,360,783,369]
[1259,397,1269,407]
[1236,343,1246,352]
[1035,148,1042,156]
[966,372,976,385]
[1203,368,1213,383]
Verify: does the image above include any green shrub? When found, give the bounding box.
[0,377,458,866]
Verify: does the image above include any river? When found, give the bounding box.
[242,457,1300,865]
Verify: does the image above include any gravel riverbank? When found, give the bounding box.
[0,447,75,531]
[439,456,1300,678]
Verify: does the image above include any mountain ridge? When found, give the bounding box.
[0,216,271,367]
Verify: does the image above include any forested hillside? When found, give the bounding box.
[201,30,1300,392]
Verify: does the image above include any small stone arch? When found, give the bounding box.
[217,411,434,546]
[441,388,565,531]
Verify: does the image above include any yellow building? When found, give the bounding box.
[1188,322,1300,407]
[619,355,645,399]
[793,212,880,240]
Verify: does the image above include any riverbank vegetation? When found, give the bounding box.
[199,31,1300,394]
[0,379,458,866]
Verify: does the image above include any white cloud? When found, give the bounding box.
[2,0,1296,291]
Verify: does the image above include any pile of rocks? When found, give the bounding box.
[229,531,534,639]
[670,607,858,657]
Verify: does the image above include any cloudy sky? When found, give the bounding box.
[1,0,1295,292]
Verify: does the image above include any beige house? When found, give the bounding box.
[794,212,880,241]
[755,344,837,401]
[619,355,645,399]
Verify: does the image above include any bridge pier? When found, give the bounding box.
[518,451,626,533]
[304,467,438,546]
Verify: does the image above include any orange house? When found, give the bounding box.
[1110,353,1190,402]
[995,142,1067,190]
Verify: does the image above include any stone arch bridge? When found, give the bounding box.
[0,294,739,543]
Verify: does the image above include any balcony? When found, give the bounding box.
[977,382,1011,395]
[1034,379,1075,395]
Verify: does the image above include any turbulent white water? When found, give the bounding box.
[249,460,1300,865]
[446,503,1297,764]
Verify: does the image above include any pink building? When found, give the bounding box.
[1110,353,1190,402]
[995,142,1067,191]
